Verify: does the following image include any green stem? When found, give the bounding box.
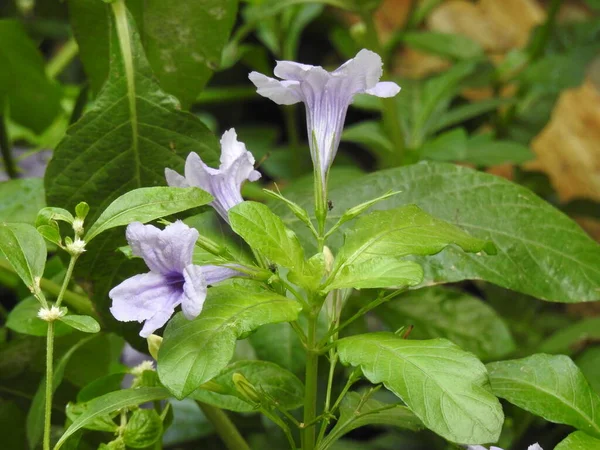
[362,13,404,165]
[528,0,562,61]
[197,402,251,450]
[43,321,54,450]
[0,114,17,179]
[46,37,79,80]
[55,256,77,308]
[302,314,319,450]
[0,259,95,316]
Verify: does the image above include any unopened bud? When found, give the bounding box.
[66,237,86,256]
[131,360,155,376]
[72,217,84,235]
[323,246,334,275]
[232,373,261,404]
[147,334,162,360]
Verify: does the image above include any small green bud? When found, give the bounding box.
[75,201,90,219]
[232,373,261,404]
[147,334,162,360]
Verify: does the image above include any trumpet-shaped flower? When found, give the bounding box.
[109,221,239,337]
[249,49,400,196]
[165,129,260,222]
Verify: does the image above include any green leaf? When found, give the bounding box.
[77,373,127,402]
[0,178,45,225]
[556,431,600,449]
[576,347,600,395]
[55,387,171,449]
[538,317,600,355]
[191,360,304,412]
[85,186,213,242]
[341,121,394,155]
[46,3,219,327]
[36,207,75,227]
[431,98,513,133]
[6,297,71,337]
[401,31,484,60]
[130,0,238,108]
[158,284,302,399]
[329,204,496,286]
[249,323,306,376]
[487,354,600,437]
[0,20,62,133]
[274,162,600,303]
[320,392,423,450]
[59,315,101,333]
[27,334,98,450]
[377,287,516,360]
[66,401,119,433]
[123,409,163,448]
[337,333,503,444]
[325,257,423,291]
[0,223,46,292]
[229,201,305,273]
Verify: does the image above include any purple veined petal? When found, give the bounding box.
[184,152,217,192]
[274,60,315,80]
[126,221,199,274]
[165,168,190,188]
[181,265,208,320]
[109,271,182,324]
[248,72,302,105]
[365,81,401,98]
[201,264,242,284]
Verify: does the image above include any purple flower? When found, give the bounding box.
[109,221,239,337]
[467,445,542,450]
[165,129,261,222]
[248,49,400,197]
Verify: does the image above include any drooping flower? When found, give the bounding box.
[165,129,261,222]
[248,49,400,197]
[109,221,239,337]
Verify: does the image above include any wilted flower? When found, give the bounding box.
[249,49,400,199]
[165,129,260,222]
[109,221,239,337]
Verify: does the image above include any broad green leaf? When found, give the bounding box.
[191,360,304,412]
[123,409,163,448]
[77,373,127,402]
[27,334,98,450]
[158,284,302,398]
[46,4,219,326]
[66,401,119,433]
[0,178,45,224]
[402,31,484,60]
[6,297,70,337]
[325,257,423,292]
[487,354,600,437]
[337,333,503,444]
[0,20,62,133]
[130,0,238,108]
[85,187,213,242]
[0,223,46,292]
[320,392,423,450]
[274,162,600,302]
[55,387,171,449]
[68,0,237,107]
[330,204,496,283]
[59,314,101,333]
[377,287,516,360]
[229,201,305,273]
[36,207,75,227]
[555,431,600,449]
[431,98,513,133]
[249,322,306,376]
[538,317,600,355]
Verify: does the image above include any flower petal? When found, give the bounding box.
[109,272,181,323]
[528,445,543,450]
[126,221,198,274]
[335,49,383,90]
[274,60,314,80]
[181,265,207,320]
[365,81,401,98]
[249,72,301,105]
[201,264,242,284]
[184,152,217,192]
[139,306,178,338]
[220,128,252,170]
[165,168,189,188]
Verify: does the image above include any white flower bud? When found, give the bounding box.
[72,217,84,235]
[66,237,86,256]
[38,305,65,322]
